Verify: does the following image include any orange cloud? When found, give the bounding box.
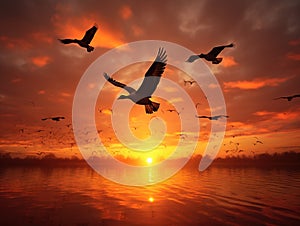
[38,90,46,95]
[120,5,132,20]
[221,56,238,67]
[11,78,22,83]
[132,25,144,37]
[288,39,300,46]
[253,111,298,120]
[275,112,298,120]
[31,56,51,67]
[0,36,31,50]
[61,92,72,97]
[31,32,53,44]
[286,53,300,61]
[253,111,272,116]
[224,77,289,90]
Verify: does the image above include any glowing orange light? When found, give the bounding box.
[148,197,154,202]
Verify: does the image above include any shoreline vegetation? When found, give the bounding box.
[0,151,299,169]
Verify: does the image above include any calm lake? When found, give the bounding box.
[0,165,299,225]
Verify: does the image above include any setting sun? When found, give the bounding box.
[146,157,153,165]
[148,197,154,203]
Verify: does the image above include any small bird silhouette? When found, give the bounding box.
[186,43,234,64]
[184,80,196,86]
[41,116,65,122]
[195,102,201,108]
[103,48,167,114]
[166,109,180,115]
[59,24,98,52]
[253,140,263,145]
[273,94,300,101]
[195,115,229,120]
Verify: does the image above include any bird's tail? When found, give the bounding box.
[145,101,160,114]
[58,39,76,44]
[227,43,234,47]
[151,101,160,112]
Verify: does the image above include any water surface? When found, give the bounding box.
[0,166,299,225]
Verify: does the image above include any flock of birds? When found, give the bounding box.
[23,23,299,158]
[58,24,300,114]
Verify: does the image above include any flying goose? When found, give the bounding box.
[41,116,65,121]
[186,43,234,64]
[59,24,98,52]
[273,94,300,101]
[166,109,180,115]
[103,48,167,114]
[195,115,229,120]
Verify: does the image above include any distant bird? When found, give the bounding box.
[58,24,98,52]
[253,140,263,145]
[98,108,113,114]
[178,133,188,139]
[166,109,180,115]
[195,115,229,120]
[41,116,65,122]
[186,43,234,64]
[184,80,196,86]
[104,48,167,114]
[195,102,201,108]
[273,94,300,101]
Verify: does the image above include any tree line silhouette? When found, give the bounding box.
[1,151,299,169]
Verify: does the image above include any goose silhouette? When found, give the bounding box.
[186,43,234,64]
[195,115,229,120]
[273,94,300,101]
[103,48,167,114]
[41,116,65,122]
[58,24,98,52]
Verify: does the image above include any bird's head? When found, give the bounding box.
[118,95,129,100]
[199,53,205,58]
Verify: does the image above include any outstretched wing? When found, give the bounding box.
[207,43,234,58]
[135,48,167,97]
[195,115,209,119]
[103,73,136,94]
[58,39,77,44]
[273,96,286,100]
[207,46,227,58]
[186,55,199,63]
[81,24,98,44]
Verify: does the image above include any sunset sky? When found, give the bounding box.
[0,0,300,165]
